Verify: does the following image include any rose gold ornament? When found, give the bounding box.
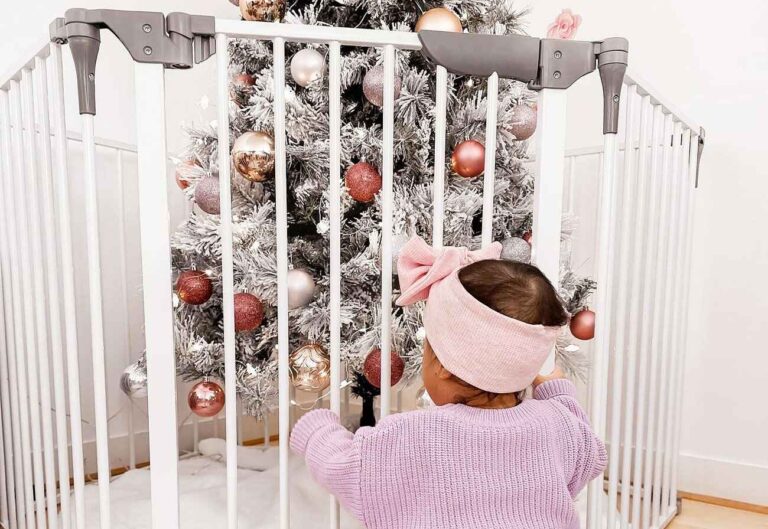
[510,104,537,141]
[415,7,463,33]
[176,270,213,305]
[287,269,316,309]
[362,64,402,107]
[363,348,405,389]
[570,308,595,340]
[188,380,225,418]
[239,0,285,22]
[289,344,331,392]
[344,162,382,203]
[451,140,485,178]
[234,292,264,332]
[232,131,275,182]
[194,174,221,215]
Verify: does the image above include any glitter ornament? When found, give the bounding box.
[176,270,213,305]
[451,140,485,178]
[232,131,275,182]
[415,7,463,32]
[522,230,533,243]
[234,292,264,332]
[570,308,595,340]
[415,386,434,409]
[500,237,532,263]
[344,162,382,203]
[362,65,402,108]
[287,269,316,309]
[232,72,254,88]
[290,48,325,88]
[289,344,331,392]
[363,348,405,389]
[239,0,285,22]
[194,174,221,214]
[510,104,537,140]
[188,380,225,418]
[120,361,148,399]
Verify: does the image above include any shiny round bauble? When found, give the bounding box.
[415,7,463,33]
[510,104,537,141]
[363,348,405,389]
[362,64,402,108]
[287,269,316,309]
[232,72,255,88]
[188,380,225,418]
[570,308,596,340]
[232,131,275,182]
[176,270,214,305]
[522,230,532,243]
[194,174,221,215]
[344,162,382,203]
[500,237,532,264]
[120,362,148,399]
[234,292,264,332]
[290,48,325,88]
[239,0,285,22]
[289,344,331,392]
[415,386,434,409]
[451,140,485,178]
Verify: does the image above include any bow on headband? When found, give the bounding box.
[396,236,502,306]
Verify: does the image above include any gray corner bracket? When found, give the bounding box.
[418,31,629,134]
[50,9,216,115]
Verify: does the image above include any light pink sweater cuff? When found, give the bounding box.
[533,379,578,401]
[290,409,339,455]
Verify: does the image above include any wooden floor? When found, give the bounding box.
[669,499,768,529]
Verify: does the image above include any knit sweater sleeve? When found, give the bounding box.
[533,379,608,497]
[290,409,364,521]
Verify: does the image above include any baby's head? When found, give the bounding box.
[422,259,568,407]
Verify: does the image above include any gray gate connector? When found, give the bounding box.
[50,9,216,115]
[418,31,629,134]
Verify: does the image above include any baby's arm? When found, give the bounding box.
[290,409,364,520]
[533,375,608,496]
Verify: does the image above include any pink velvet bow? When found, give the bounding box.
[396,236,502,306]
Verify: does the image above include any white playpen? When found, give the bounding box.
[0,10,703,529]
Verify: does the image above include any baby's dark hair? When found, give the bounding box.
[458,259,569,327]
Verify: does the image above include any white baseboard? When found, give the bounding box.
[677,452,768,506]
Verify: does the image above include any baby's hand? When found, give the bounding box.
[533,366,566,388]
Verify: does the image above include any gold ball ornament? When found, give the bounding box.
[239,0,285,22]
[415,7,463,33]
[289,344,331,392]
[232,131,275,182]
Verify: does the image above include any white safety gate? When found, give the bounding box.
[0,10,703,529]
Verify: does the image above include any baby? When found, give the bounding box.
[291,236,607,528]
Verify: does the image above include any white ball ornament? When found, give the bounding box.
[500,237,532,264]
[287,268,316,309]
[290,48,325,88]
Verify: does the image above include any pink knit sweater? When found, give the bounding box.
[291,379,607,529]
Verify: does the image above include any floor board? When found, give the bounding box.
[668,499,768,529]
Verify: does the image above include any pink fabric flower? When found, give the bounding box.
[547,9,582,40]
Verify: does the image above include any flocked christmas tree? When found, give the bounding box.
[163,0,596,422]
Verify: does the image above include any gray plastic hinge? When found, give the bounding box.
[418,31,629,134]
[50,9,215,115]
[695,126,705,188]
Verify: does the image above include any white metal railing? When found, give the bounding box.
[0,13,702,529]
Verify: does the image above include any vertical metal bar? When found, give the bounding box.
[35,52,72,529]
[480,73,498,248]
[0,370,7,529]
[134,62,180,529]
[0,88,20,529]
[620,94,652,529]
[50,42,86,529]
[630,103,664,527]
[641,113,675,528]
[327,40,342,529]
[20,68,49,529]
[606,84,638,529]
[532,88,567,374]
[379,44,395,418]
[652,121,683,525]
[273,36,291,529]
[432,65,447,250]
[669,134,699,508]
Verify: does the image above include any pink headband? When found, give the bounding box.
[396,236,561,393]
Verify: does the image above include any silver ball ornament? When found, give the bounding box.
[290,48,325,88]
[363,65,402,108]
[232,131,275,182]
[510,104,537,141]
[194,175,221,215]
[500,237,532,263]
[287,268,316,309]
[120,362,148,399]
[415,386,434,409]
